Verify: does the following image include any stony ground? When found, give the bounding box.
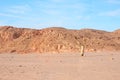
[0,52,120,80]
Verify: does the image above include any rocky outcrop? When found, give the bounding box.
[0,26,120,53]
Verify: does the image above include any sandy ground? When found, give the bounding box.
[0,52,120,80]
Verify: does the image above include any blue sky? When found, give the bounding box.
[0,0,120,31]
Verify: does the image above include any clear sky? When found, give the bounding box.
[0,0,120,31]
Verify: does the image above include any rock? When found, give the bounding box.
[0,26,120,54]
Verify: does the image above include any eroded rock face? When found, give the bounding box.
[0,26,120,53]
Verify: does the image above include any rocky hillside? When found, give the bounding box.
[0,26,120,53]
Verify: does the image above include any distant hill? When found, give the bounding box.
[0,26,120,53]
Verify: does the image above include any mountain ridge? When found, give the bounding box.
[0,26,120,53]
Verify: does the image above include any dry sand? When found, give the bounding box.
[0,52,120,80]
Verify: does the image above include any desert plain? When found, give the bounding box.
[0,52,120,80]
[0,26,120,80]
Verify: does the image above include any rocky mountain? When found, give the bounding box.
[0,26,120,53]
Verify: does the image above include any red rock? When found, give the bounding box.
[0,26,120,53]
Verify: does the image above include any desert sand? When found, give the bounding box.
[0,26,120,80]
[0,52,120,80]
